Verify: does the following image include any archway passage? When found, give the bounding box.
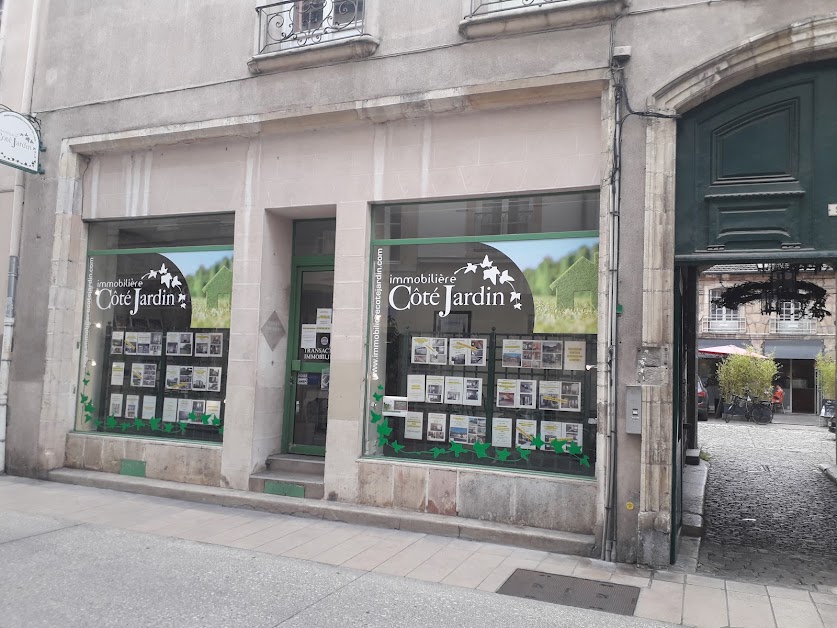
[674,61,837,586]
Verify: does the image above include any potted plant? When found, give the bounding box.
[816,352,835,427]
[716,347,778,418]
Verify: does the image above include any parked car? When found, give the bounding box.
[697,378,709,421]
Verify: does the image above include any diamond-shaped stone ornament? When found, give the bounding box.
[261,311,286,350]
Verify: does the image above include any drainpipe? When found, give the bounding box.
[601,67,623,562]
[0,0,44,473]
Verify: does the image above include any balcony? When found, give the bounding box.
[769,318,818,335]
[249,0,378,75]
[701,317,745,334]
[460,0,626,39]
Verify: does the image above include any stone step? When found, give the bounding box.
[47,468,597,557]
[249,470,324,500]
[265,454,325,476]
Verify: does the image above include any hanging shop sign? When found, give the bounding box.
[0,107,43,175]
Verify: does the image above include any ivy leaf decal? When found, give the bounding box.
[390,441,405,453]
[376,422,392,438]
[578,455,591,468]
[430,447,448,459]
[218,426,224,435]
[495,449,512,462]
[94,419,103,428]
[473,441,491,459]
[531,434,545,449]
[149,417,161,432]
[372,392,383,402]
[448,442,467,457]
[82,379,90,387]
[84,402,95,414]
[516,446,532,461]
[80,394,89,404]
[162,423,175,433]
[568,441,583,456]
[201,413,211,425]
[188,412,196,422]
[370,410,382,423]
[120,422,131,432]
[84,414,93,423]
[178,422,188,434]
[133,418,144,430]
[105,416,118,429]
[378,436,389,447]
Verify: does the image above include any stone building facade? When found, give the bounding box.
[2,0,837,567]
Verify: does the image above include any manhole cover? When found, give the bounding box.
[497,569,640,616]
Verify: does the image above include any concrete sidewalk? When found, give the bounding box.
[1,474,835,627]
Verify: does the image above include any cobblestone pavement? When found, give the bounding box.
[697,420,837,588]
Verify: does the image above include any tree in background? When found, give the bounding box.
[815,351,836,400]
[716,348,778,401]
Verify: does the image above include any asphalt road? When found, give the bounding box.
[697,420,837,588]
[0,509,672,628]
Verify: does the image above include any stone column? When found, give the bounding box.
[638,116,677,566]
[323,201,371,502]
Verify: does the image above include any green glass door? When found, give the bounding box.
[285,265,334,455]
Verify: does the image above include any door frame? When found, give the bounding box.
[282,254,335,455]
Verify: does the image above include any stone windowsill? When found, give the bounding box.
[459,0,627,39]
[248,34,379,75]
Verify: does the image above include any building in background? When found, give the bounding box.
[698,265,837,414]
[3,0,837,567]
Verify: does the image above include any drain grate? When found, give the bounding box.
[497,569,640,616]
[747,465,771,473]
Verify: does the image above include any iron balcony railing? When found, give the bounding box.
[769,318,818,335]
[469,0,575,17]
[701,317,745,334]
[256,0,365,54]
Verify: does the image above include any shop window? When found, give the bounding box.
[77,215,235,443]
[367,193,599,477]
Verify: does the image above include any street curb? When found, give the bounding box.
[819,464,837,487]
[46,468,596,556]
[682,459,709,538]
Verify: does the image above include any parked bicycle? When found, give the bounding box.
[723,392,773,424]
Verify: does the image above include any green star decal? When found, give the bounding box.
[448,442,467,457]
[390,441,405,453]
[531,434,545,449]
[495,449,512,462]
[429,447,448,459]
[473,441,491,458]
[516,446,532,461]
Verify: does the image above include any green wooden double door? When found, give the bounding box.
[284,261,334,456]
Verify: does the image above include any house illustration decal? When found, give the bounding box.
[550,256,598,310]
[203,266,233,308]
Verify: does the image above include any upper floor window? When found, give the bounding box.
[706,288,742,333]
[256,0,365,53]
